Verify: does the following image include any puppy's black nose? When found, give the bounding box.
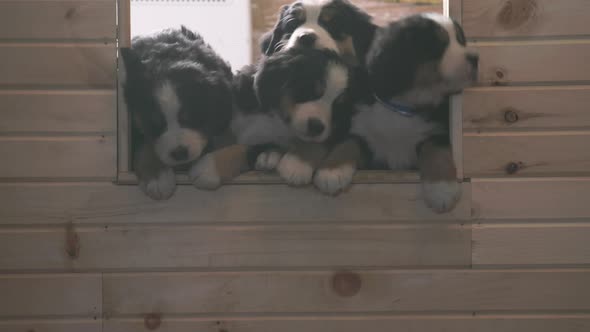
[466,53,479,68]
[298,33,317,47]
[307,118,325,137]
[170,145,189,162]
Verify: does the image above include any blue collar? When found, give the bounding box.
[373,94,416,117]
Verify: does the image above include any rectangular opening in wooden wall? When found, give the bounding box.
[116,0,463,186]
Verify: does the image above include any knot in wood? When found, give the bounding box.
[503,109,519,123]
[505,161,523,175]
[65,7,77,19]
[332,271,362,297]
[497,0,538,30]
[65,223,80,259]
[144,313,162,330]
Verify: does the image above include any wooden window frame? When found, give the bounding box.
[115,0,463,185]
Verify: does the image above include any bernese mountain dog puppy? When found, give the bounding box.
[243,47,353,185]
[261,0,376,66]
[189,1,376,190]
[189,47,354,189]
[249,0,377,190]
[331,13,479,212]
[120,26,233,200]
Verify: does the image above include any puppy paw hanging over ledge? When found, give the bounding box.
[120,26,233,200]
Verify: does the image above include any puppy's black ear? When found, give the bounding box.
[262,5,288,56]
[120,47,147,84]
[233,64,260,112]
[259,31,274,55]
[255,54,292,110]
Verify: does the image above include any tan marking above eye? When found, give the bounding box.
[280,94,295,117]
[320,8,335,23]
[336,36,358,66]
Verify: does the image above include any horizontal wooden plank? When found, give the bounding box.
[106,316,590,332]
[463,86,590,131]
[471,178,590,219]
[0,224,470,271]
[0,274,101,317]
[0,320,101,332]
[0,44,115,87]
[476,41,590,85]
[463,132,590,177]
[0,1,115,41]
[0,136,116,178]
[473,223,590,266]
[103,270,590,314]
[0,182,471,225]
[0,90,115,133]
[463,0,590,38]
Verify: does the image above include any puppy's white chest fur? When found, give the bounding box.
[351,103,441,170]
[231,111,293,147]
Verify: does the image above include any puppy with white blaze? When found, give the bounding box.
[188,47,356,189]
[341,13,480,212]
[261,0,376,66]
[242,0,375,193]
[120,26,233,200]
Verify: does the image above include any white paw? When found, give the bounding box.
[422,181,462,213]
[189,153,221,190]
[313,164,355,195]
[277,153,314,186]
[139,168,176,200]
[255,150,283,171]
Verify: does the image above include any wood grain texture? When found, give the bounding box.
[0,182,471,225]
[445,0,462,22]
[0,44,115,87]
[105,316,590,332]
[103,270,590,315]
[0,1,116,41]
[463,132,590,177]
[0,224,470,271]
[0,320,101,332]
[471,178,590,219]
[463,86,590,131]
[0,90,115,134]
[0,274,101,317]
[463,0,590,38]
[0,136,116,179]
[473,222,590,266]
[475,40,590,85]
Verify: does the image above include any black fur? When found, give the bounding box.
[261,0,376,64]
[366,15,450,101]
[256,47,354,143]
[120,26,234,200]
[121,26,233,154]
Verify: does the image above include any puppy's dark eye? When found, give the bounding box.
[314,80,326,98]
[178,110,190,123]
[149,111,166,135]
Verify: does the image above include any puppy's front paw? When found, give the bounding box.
[255,150,283,172]
[422,181,461,213]
[189,153,221,190]
[139,168,176,200]
[313,164,355,195]
[277,153,314,186]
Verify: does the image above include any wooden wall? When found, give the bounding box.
[0,1,589,331]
